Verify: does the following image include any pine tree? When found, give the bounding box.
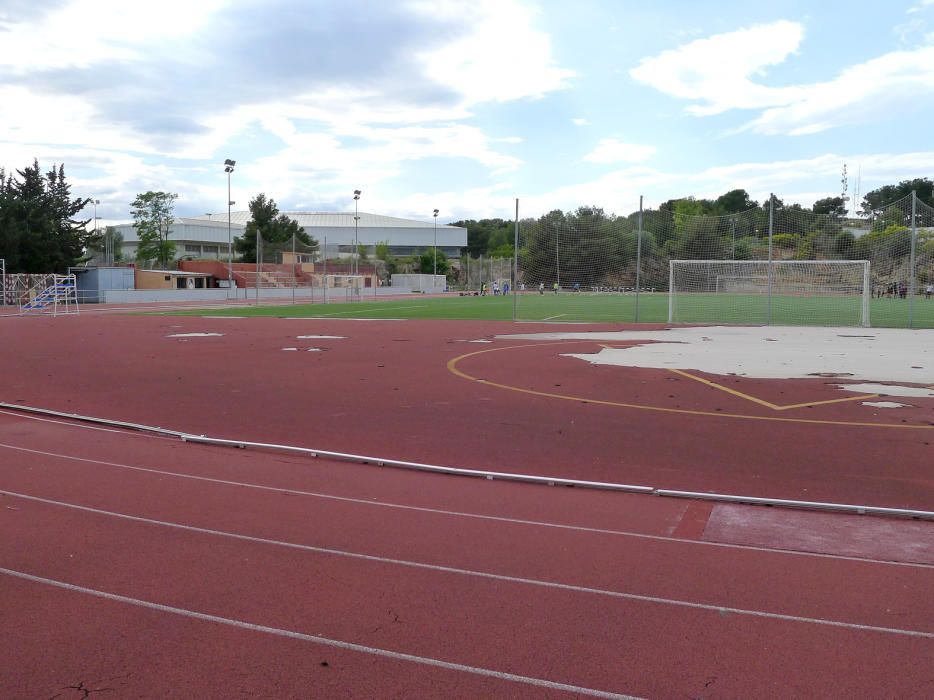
[0,160,89,273]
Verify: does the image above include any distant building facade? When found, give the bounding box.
[110,212,467,264]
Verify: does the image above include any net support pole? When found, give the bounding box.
[555,222,560,288]
[861,261,871,328]
[291,229,296,305]
[323,235,328,304]
[766,194,774,326]
[635,195,643,323]
[909,190,918,329]
[667,261,674,324]
[512,198,519,321]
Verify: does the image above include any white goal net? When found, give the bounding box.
[669,260,871,327]
[390,274,446,292]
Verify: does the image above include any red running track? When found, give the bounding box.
[1,410,933,698]
[1,313,932,509]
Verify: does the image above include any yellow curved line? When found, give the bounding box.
[446,342,933,431]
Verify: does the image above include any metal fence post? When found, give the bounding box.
[513,198,519,321]
[909,190,918,328]
[635,195,643,323]
[766,194,774,326]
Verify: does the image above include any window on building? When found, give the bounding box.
[185,244,201,253]
[203,245,219,254]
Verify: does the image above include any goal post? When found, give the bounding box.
[668,260,871,327]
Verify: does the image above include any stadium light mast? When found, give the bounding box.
[353,190,361,276]
[350,190,362,275]
[224,159,236,293]
[433,209,439,275]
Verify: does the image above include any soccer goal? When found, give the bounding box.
[390,274,446,293]
[669,260,871,327]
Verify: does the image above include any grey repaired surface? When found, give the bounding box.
[703,503,934,565]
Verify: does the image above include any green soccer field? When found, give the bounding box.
[170,291,934,328]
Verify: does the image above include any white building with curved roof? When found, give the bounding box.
[112,212,467,263]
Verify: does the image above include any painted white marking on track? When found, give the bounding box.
[2,489,932,638]
[166,332,224,338]
[283,317,405,321]
[0,565,642,700]
[0,440,930,570]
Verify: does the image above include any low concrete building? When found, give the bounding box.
[135,269,213,290]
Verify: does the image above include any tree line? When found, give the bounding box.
[1,155,929,280]
[455,180,933,288]
[455,179,934,260]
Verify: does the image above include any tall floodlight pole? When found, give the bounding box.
[224,159,236,295]
[353,190,361,276]
[433,209,439,276]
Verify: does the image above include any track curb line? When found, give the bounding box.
[2,401,932,521]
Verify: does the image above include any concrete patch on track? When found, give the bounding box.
[861,401,911,409]
[703,504,934,565]
[297,335,345,339]
[835,383,934,398]
[497,326,934,385]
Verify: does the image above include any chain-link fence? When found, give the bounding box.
[512,193,934,328]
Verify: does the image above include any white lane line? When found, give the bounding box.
[2,489,932,639]
[543,314,568,321]
[313,304,427,317]
[1,440,930,570]
[0,566,640,700]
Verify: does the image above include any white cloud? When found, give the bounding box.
[747,46,934,135]
[582,139,657,164]
[0,0,225,72]
[908,0,934,13]
[413,0,574,104]
[630,20,934,135]
[572,118,590,126]
[629,21,806,116]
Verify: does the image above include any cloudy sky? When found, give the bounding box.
[2,0,933,226]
